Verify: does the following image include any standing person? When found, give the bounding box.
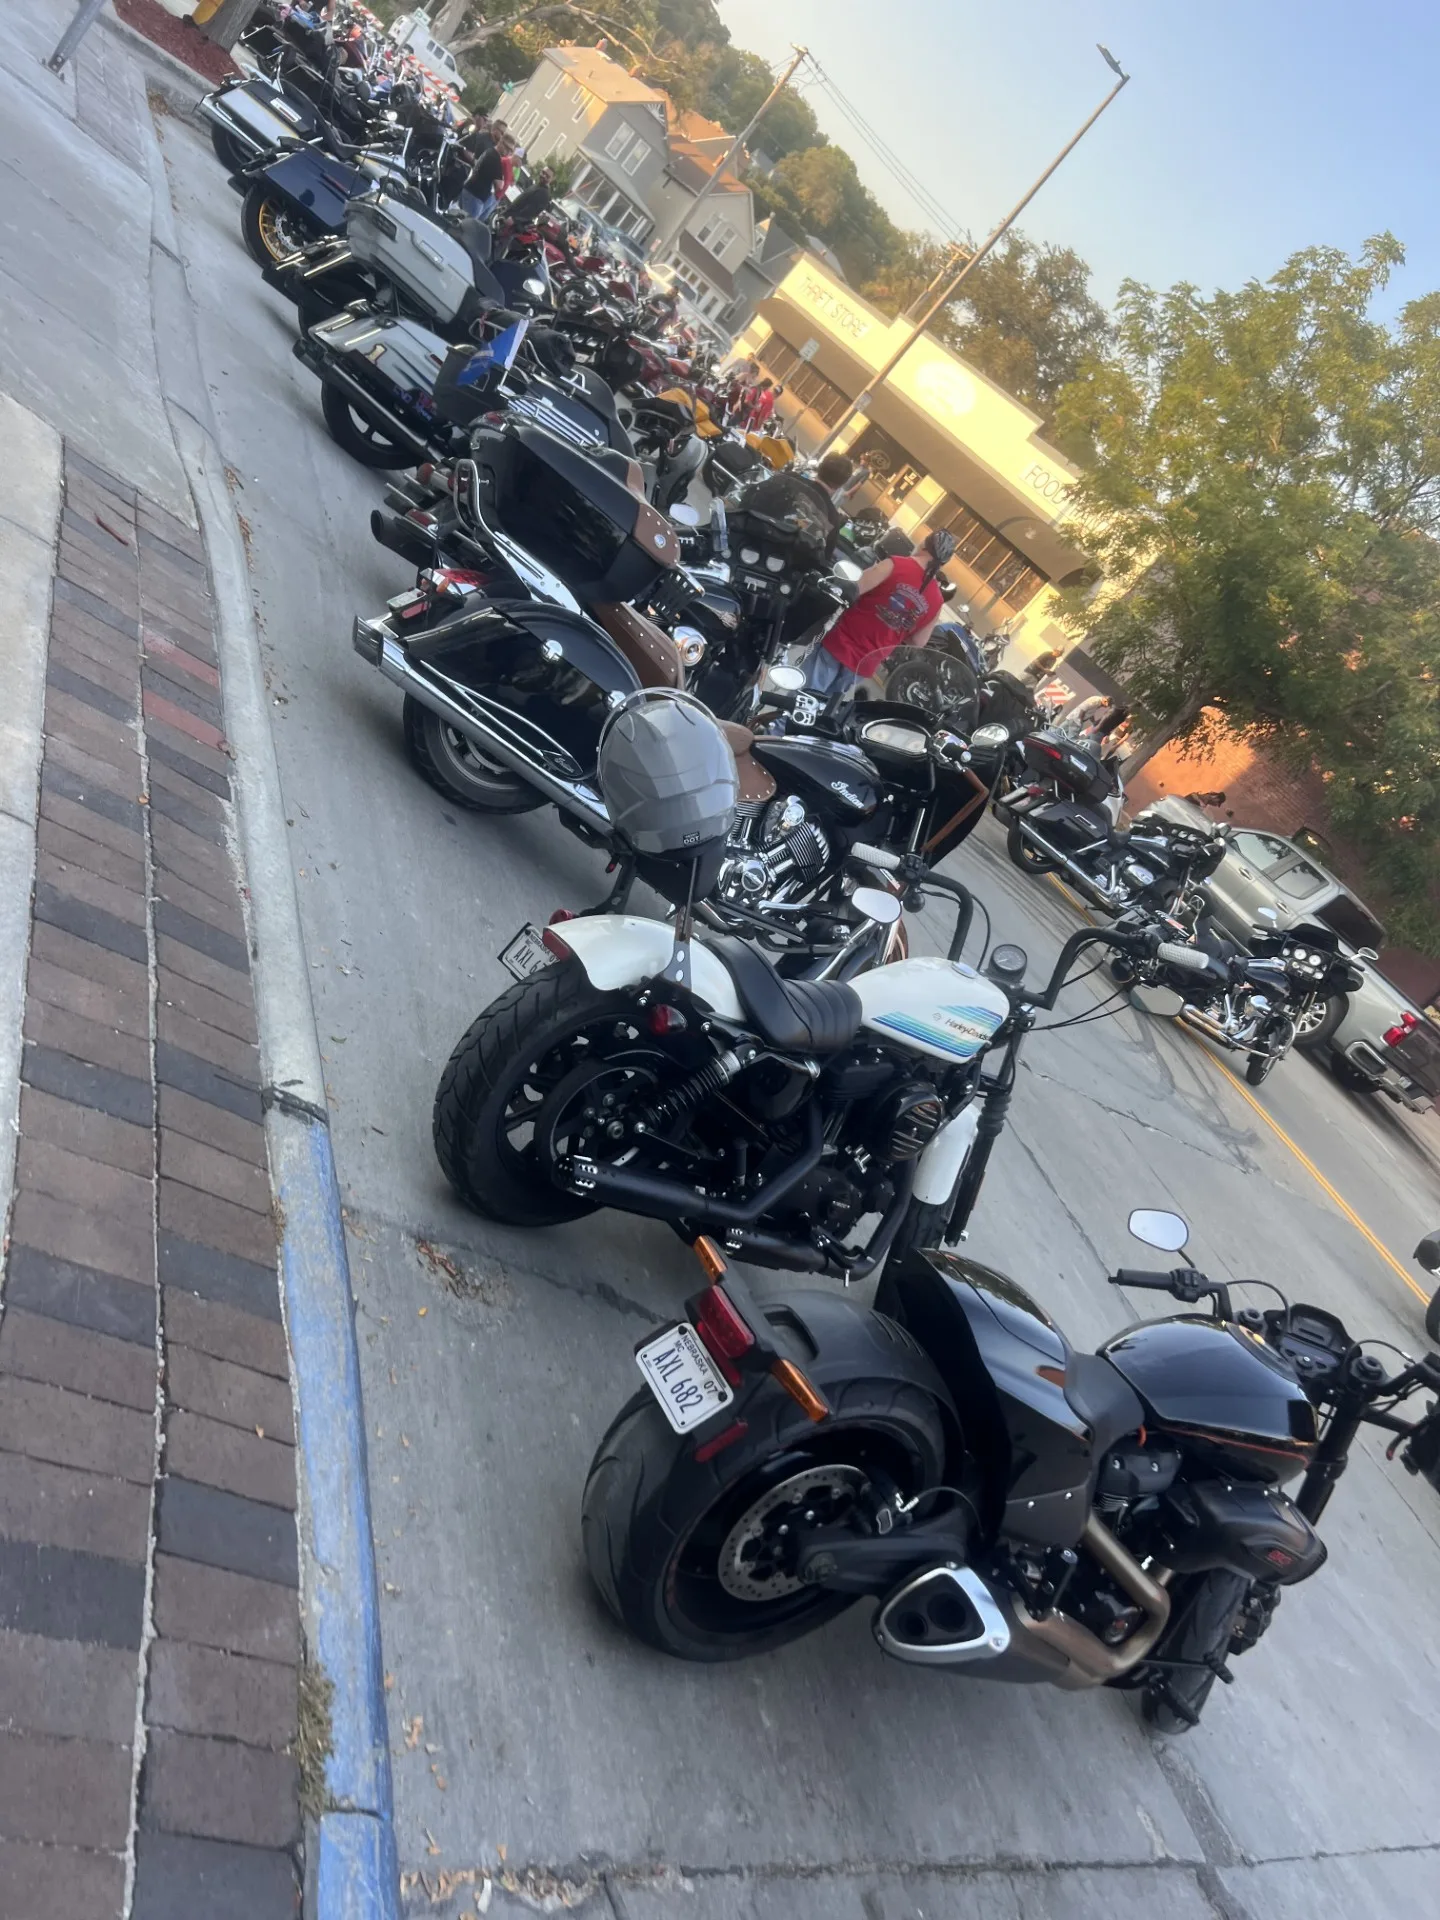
[507,165,555,227]
[745,378,776,432]
[460,130,504,218]
[805,530,958,698]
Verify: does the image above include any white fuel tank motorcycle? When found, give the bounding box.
[431,694,1179,1276]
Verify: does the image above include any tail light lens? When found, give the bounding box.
[1384,1012,1418,1046]
[693,1284,755,1386]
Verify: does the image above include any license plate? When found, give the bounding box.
[636,1322,734,1434]
[498,922,553,981]
[387,588,424,614]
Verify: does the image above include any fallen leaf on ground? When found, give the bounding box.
[403,1716,423,1749]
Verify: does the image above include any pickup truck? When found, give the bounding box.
[1141,801,1440,1111]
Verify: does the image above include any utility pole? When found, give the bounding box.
[816,45,1130,456]
[648,44,809,263]
[904,241,973,322]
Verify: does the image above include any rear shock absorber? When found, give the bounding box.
[637,1045,758,1134]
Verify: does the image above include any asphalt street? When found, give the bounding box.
[149,102,1440,1917]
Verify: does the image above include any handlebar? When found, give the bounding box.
[1113,1268,1185,1291]
[1155,941,1212,974]
[847,845,974,962]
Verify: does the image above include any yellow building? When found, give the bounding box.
[732,254,1093,665]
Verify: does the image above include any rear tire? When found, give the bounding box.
[402,696,544,814]
[432,962,628,1226]
[1425,1287,1440,1346]
[319,381,415,469]
[210,125,251,173]
[1141,1571,1249,1733]
[297,279,367,334]
[582,1375,948,1661]
[241,181,310,267]
[1330,1054,1375,1094]
[1006,819,1059,876]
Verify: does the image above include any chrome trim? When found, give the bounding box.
[873,1565,1011,1666]
[485,529,583,614]
[373,638,610,831]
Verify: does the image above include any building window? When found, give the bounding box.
[572,89,589,122]
[527,117,549,157]
[544,70,563,100]
[622,138,650,176]
[761,337,852,427]
[571,161,593,194]
[930,494,1050,613]
[605,124,633,160]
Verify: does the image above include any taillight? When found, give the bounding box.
[541,926,573,960]
[693,1284,756,1385]
[694,1418,749,1463]
[1384,1012,1418,1046]
[647,1004,687,1036]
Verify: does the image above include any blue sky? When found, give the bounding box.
[715,0,1440,315]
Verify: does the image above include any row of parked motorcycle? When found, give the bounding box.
[199,8,1440,1742]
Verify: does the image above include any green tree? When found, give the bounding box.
[1053,235,1440,949]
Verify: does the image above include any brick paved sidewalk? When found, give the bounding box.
[0,448,302,1917]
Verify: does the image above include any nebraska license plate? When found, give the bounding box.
[497,922,553,981]
[636,1323,734,1434]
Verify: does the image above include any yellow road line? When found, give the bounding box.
[1199,1046,1429,1305]
[1039,874,1427,1304]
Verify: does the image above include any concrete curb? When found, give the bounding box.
[0,397,63,1259]
[120,44,400,1918]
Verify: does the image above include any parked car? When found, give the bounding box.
[1141,801,1440,1110]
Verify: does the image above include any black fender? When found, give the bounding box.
[254,148,369,232]
[405,599,642,771]
[1025,796,1114,845]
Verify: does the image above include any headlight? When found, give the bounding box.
[970,723,1010,748]
[523,276,546,299]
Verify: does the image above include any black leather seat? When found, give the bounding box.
[1064,1352,1144,1456]
[712,939,862,1054]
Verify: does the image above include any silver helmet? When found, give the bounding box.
[598,691,738,901]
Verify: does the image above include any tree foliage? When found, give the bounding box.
[1054,237,1440,949]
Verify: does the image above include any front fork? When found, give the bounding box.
[946,1040,1019,1238]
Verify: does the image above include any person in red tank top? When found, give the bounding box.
[806,528,957,698]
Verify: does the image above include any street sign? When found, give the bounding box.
[797,338,820,362]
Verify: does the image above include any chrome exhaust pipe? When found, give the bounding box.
[369,508,435,567]
[873,1566,1012,1666]
[365,630,612,833]
[1012,819,1125,910]
[1176,1005,1246,1050]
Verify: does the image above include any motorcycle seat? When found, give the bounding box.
[1065,1352,1144,1456]
[711,938,862,1054]
[719,722,778,807]
[589,603,683,691]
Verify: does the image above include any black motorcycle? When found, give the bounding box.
[1418,1231,1440,1345]
[1001,728,1228,917]
[1118,916,1366,1085]
[582,1203,1440,1733]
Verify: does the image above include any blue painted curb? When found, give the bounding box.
[274,1113,399,1920]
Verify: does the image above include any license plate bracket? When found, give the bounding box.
[498,922,553,981]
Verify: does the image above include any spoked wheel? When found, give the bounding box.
[402,697,544,813]
[1141,1571,1250,1733]
[583,1392,948,1661]
[1006,819,1059,876]
[433,963,666,1226]
[1294,992,1346,1050]
[1246,1016,1294,1085]
[241,182,310,267]
[319,382,416,469]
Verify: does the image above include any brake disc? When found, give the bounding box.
[717,1463,867,1602]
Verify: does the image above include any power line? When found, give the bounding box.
[806,62,969,242]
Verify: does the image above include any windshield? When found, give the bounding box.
[1315,894,1385,949]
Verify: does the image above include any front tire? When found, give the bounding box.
[1006,819,1059,875]
[1294,992,1346,1051]
[582,1374,948,1661]
[319,381,416,469]
[1425,1287,1440,1346]
[1141,1571,1249,1733]
[402,696,544,813]
[1245,1049,1277,1085]
[433,963,636,1226]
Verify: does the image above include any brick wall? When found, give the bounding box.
[1126,724,1440,1004]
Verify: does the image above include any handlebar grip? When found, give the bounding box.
[1113,1268,1179,1290]
[1156,941,1212,974]
[850,842,901,872]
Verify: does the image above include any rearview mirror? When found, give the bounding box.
[764,665,806,695]
[851,886,902,928]
[1415,1233,1440,1275]
[1128,1208,1190,1253]
[669,502,700,528]
[1355,946,1378,963]
[834,558,862,583]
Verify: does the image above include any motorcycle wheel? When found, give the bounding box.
[1005,820,1059,876]
[582,1379,947,1662]
[1425,1287,1440,1346]
[1141,1571,1249,1733]
[402,697,544,814]
[296,279,368,335]
[241,182,309,268]
[433,962,645,1226]
[1245,1048,1277,1085]
[210,125,251,173]
[319,382,415,470]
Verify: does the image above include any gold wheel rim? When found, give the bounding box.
[257,198,290,262]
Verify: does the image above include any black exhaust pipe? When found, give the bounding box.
[562,1107,823,1228]
[370,508,436,568]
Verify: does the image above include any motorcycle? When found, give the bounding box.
[1417,1231,1440,1346]
[1121,916,1367,1086]
[1001,728,1228,917]
[581,1202,1440,1733]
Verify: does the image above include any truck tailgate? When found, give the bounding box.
[1390,1018,1440,1097]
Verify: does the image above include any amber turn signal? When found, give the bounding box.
[771,1358,829,1423]
[693,1235,727,1282]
